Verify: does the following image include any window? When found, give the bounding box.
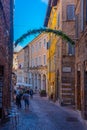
[47,41,51,49]
[68,43,75,55]
[44,39,46,47]
[44,55,46,64]
[33,46,34,52]
[39,56,41,65]
[35,44,37,52]
[67,5,75,20]
[32,46,33,53]
[32,59,33,67]
[39,56,40,65]
[47,42,49,50]
[37,57,39,66]
[57,13,60,27]
[75,15,79,38]
[35,58,37,66]
[39,42,41,49]
[36,43,38,51]
[81,0,84,31]
[86,0,87,22]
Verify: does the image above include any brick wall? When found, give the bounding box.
[0,0,14,118]
[75,0,87,119]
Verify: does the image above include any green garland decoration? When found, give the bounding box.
[15,28,75,46]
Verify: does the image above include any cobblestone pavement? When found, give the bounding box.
[0,94,86,130]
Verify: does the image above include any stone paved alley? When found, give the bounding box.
[0,94,86,130]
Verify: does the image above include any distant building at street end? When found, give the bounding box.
[13,52,18,72]
[28,33,48,93]
[23,45,29,84]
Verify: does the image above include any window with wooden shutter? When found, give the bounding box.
[67,5,75,20]
[57,13,60,27]
[86,0,87,22]
[75,15,79,38]
[80,0,84,31]
[47,41,50,49]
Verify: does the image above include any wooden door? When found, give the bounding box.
[77,71,81,110]
[84,71,87,119]
[0,65,4,118]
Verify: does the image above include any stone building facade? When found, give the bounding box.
[12,52,18,86]
[23,45,29,83]
[29,33,48,92]
[75,0,87,119]
[13,52,18,72]
[44,0,75,106]
[0,0,14,118]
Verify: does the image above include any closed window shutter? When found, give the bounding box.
[47,41,50,49]
[67,5,75,20]
[75,15,79,38]
[47,42,49,50]
[81,0,84,31]
[57,13,60,27]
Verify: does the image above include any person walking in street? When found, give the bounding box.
[29,89,33,99]
[16,93,22,108]
[23,91,30,109]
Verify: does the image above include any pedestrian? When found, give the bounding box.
[23,91,30,109]
[16,93,22,108]
[29,89,33,99]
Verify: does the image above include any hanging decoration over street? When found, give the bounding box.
[15,28,75,46]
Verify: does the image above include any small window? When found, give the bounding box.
[39,42,41,49]
[47,41,51,49]
[35,58,37,66]
[67,5,75,20]
[44,39,46,47]
[47,42,49,50]
[57,13,60,27]
[39,56,41,65]
[68,42,75,55]
[44,55,46,64]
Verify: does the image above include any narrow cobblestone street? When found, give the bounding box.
[0,94,86,130]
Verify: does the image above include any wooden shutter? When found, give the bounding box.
[75,15,79,38]
[67,5,75,20]
[80,0,84,31]
[57,13,60,27]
